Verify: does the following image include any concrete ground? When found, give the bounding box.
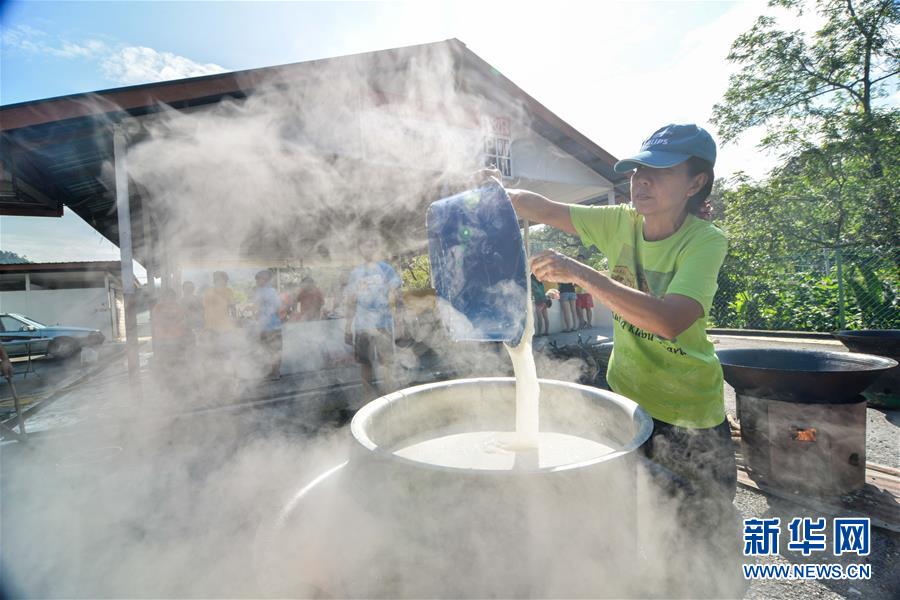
[1,342,126,406]
[0,328,897,598]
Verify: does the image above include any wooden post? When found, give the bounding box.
[114,126,142,399]
[104,272,117,341]
[607,190,616,206]
[142,198,157,293]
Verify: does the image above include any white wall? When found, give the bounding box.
[0,288,116,339]
[543,298,613,334]
[511,128,613,189]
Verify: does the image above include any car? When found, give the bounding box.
[0,313,104,358]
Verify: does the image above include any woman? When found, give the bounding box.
[557,281,577,332]
[530,274,549,336]
[202,271,236,333]
[486,124,735,523]
[296,276,325,321]
[151,288,188,374]
[254,269,283,380]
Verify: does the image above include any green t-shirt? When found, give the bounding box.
[570,204,728,428]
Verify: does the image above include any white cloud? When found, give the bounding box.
[56,39,108,59]
[101,46,227,85]
[1,24,227,86]
[2,25,107,59]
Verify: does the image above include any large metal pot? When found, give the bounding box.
[833,329,900,407]
[255,377,652,598]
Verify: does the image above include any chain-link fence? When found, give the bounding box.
[711,246,899,332]
[406,229,897,334]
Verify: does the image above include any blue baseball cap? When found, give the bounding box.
[614,124,716,173]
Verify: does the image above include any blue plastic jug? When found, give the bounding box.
[426,181,527,345]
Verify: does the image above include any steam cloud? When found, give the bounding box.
[0,42,745,598]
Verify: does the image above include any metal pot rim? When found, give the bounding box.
[832,329,900,338]
[350,377,653,475]
[717,347,898,373]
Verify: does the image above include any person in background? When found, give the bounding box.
[151,288,187,372]
[344,239,403,400]
[531,274,549,336]
[557,281,578,332]
[181,281,204,342]
[201,271,237,373]
[297,276,325,321]
[203,271,236,333]
[254,269,283,380]
[1,345,13,380]
[279,285,299,322]
[576,288,594,329]
[574,258,595,329]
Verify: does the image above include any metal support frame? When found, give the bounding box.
[836,245,846,330]
[114,126,142,399]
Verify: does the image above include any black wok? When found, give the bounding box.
[716,348,897,403]
[832,329,900,358]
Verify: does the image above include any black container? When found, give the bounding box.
[833,330,900,407]
[717,348,897,403]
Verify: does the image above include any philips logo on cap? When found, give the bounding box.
[614,123,717,173]
[644,131,675,147]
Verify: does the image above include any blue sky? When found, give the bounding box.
[1,0,778,269]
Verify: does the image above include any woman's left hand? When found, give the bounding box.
[530,250,586,283]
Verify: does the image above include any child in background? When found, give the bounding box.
[575,285,594,329]
[531,274,549,336]
[254,269,283,380]
[151,288,187,372]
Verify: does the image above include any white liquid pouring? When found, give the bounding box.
[503,256,540,449]
[396,221,616,470]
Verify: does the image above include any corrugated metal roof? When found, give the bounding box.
[0,261,121,273]
[0,39,628,268]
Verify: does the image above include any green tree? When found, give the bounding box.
[712,0,898,153]
[710,0,899,330]
[398,254,432,290]
[527,224,582,256]
[0,250,31,264]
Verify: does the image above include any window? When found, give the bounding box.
[29,272,105,290]
[15,315,45,328]
[0,274,26,292]
[483,117,512,178]
[0,315,25,332]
